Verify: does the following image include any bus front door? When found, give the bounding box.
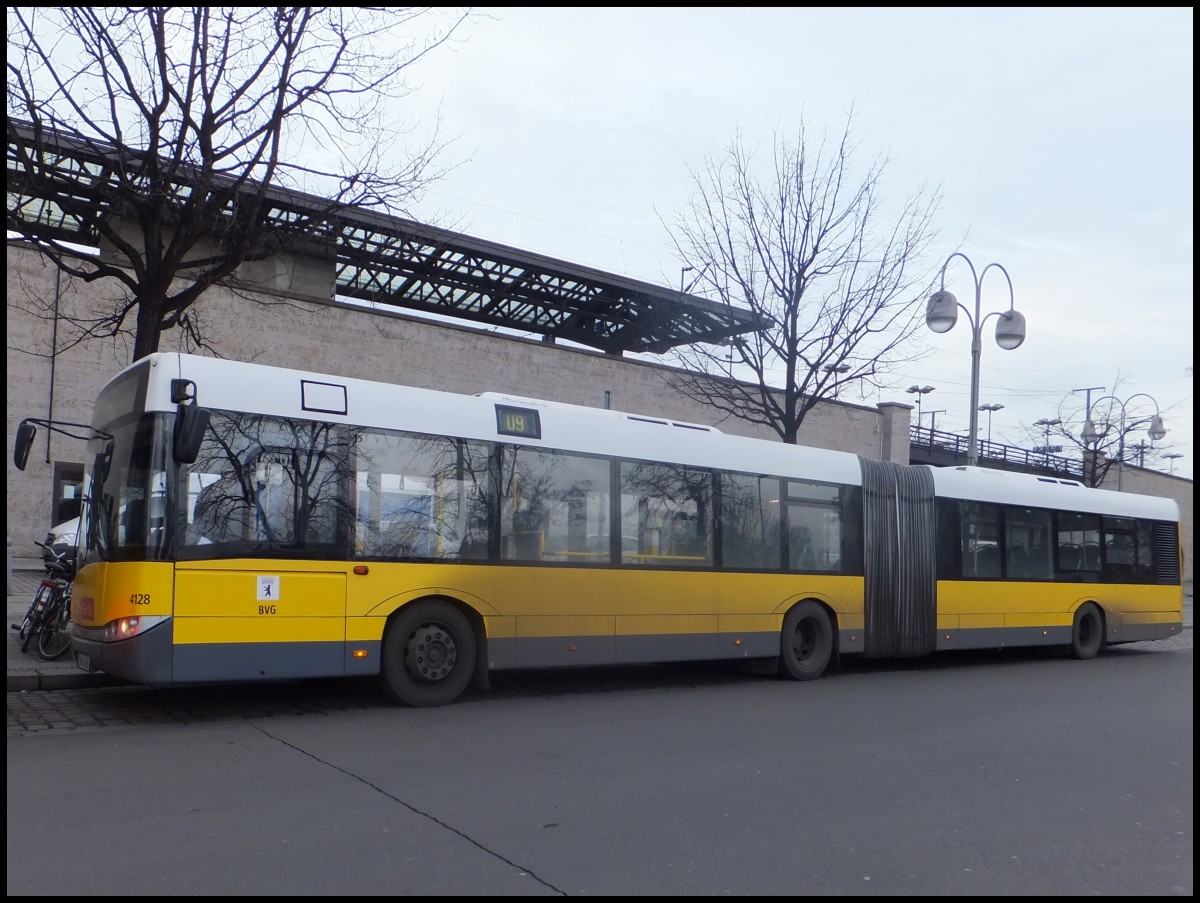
[172,563,348,682]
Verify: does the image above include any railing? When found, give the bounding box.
[909,426,1084,480]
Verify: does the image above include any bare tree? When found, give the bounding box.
[7,6,472,361]
[662,114,942,444]
[1026,376,1179,487]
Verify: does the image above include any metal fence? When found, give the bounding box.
[908,426,1085,480]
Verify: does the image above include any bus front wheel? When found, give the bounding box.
[780,600,833,680]
[1069,602,1105,660]
[379,600,477,707]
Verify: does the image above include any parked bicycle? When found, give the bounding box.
[12,540,75,661]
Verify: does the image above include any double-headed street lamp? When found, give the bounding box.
[823,363,851,398]
[1081,393,1167,490]
[979,403,1004,443]
[1033,417,1062,453]
[906,384,935,434]
[925,253,1026,466]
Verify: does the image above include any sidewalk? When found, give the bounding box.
[5,559,1195,693]
[8,559,124,692]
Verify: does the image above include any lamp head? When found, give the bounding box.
[1081,418,1100,444]
[994,309,1026,350]
[926,290,958,333]
[1148,415,1167,441]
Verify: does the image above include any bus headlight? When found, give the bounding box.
[103,615,168,641]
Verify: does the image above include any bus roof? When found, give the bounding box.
[929,464,1179,521]
[106,353,1179,524]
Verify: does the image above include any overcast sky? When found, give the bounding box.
[404,7,1193,477]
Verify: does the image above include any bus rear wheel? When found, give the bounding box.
[379,600,476,707]
[1069,602,1105,660]
[780,600,833,680]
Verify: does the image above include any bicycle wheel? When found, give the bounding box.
[37,591,72,661]
[19,583,53,653]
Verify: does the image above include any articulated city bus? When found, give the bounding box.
[14,353,1184,706]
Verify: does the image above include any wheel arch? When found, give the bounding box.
[1069,595,1108,617]
[1069,598,1108,659]
[380,593,491,692]
[779,596,839,681]
[777,594,842,656]
[1069,596,1111,634]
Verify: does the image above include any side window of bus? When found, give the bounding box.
[1056,512,1100,575]
[183,413,346,552]
[1102,516,1151,581]
[1134,521,1155,580]
[249,444,343,547]
[352,430,491,561]
[961,501,1001,579]
[500,447,611,564]
[1005,506,1052,579]
[619,462,713,568]
[935,497,962,579]
[720,473,781,569]
[785,480,842,572]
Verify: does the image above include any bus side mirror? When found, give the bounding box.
[174,405,211,465]
[13,421,36,471]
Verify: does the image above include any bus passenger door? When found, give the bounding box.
[173,446,349,682]
[173,563,348,682]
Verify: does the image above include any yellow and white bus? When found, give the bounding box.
[14,353,1184,706]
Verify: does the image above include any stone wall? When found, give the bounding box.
[6,242,889,551]
[6,240,1191,583]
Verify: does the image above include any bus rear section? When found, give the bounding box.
[926,468,1184,654]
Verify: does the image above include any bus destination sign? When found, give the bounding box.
[495,404,542,440]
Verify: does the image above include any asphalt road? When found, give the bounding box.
[7,640,1193,896]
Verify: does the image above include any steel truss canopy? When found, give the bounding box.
[7,120,760,355]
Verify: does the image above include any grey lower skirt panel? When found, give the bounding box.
[486,631,782,671]
[72,619,381,684]
[72,618,1184,685]
[935,625,1071,650]
[934,620,1184,650]
[1109,620,1184,643]
[171,641,346,682]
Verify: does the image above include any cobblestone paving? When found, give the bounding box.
[7,630,1191,735]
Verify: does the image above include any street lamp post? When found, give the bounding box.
[925,253,1026,467]
[1164,453,1183,473]
[823,363,851,398]
[1080,393,1167,491]
[979,403,1004,444]
[1033,417,1062,453]
[906,384,935,438]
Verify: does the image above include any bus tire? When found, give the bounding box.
[780,600,833,681]
[1069,602,1105,660]
[379,600,476,707]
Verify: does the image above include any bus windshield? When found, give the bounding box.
[82,412,172,565]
